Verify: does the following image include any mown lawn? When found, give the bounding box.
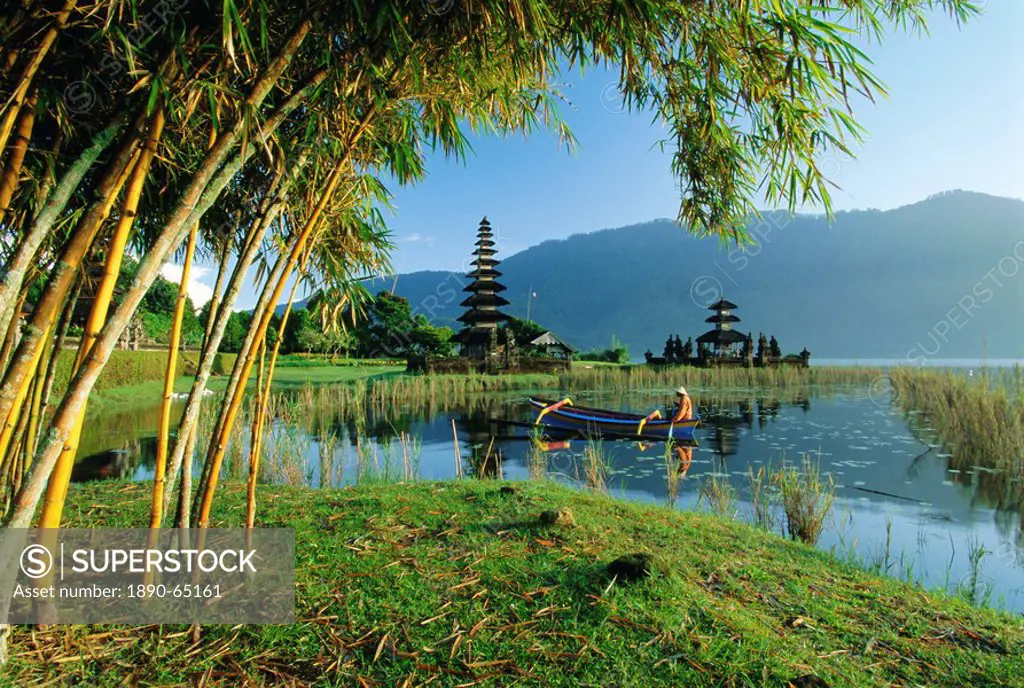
[6,480,1023,686]
[79,363,407,415]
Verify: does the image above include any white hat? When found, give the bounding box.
[675,386,688,396]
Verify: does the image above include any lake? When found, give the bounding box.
[74,380,1024,612]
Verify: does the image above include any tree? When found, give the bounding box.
[217,311,252,354]
[410,317,454,357]
[355,292,417,358]
[502,317,547,350]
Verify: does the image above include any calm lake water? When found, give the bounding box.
[75,382,1024,613]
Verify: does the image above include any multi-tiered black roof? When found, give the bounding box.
[454,217,511,352]
[697,297,748,348]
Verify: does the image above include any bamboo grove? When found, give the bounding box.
[0,0,976,634]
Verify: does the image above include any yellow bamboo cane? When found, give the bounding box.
[0,0,76,156]
[246,245,311,529]
[151,218,198,529]
[37,108,164,530]
[196,163,345,529]
[245,342,267,529]
[0,89,38,220]
[0,143,138,465]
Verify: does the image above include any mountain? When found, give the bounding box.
[371,191,1024,360]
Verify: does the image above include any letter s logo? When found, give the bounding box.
[21,544,53,579]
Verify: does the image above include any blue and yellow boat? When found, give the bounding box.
[529,397,699,441]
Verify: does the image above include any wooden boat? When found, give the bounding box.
[529,397,699,440]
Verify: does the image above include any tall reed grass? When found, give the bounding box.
[891,367,1024,472]
[890,367,1024,517]
[776,455,835,546]
[699,472,737,516]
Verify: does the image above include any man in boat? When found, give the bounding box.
[672,386,693,422]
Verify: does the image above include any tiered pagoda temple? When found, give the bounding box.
[454,217,511,358]
[696,298,750,356]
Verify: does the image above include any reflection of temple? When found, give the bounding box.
[697,395,811,458]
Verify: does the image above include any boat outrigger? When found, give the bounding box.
[529,397,699,441]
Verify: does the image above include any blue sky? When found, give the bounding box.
[381,2,1024,275]
[173,3,1024,308]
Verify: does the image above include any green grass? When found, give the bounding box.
[6,480,1022,686]
[75,363,406,415]
[255,364,404,389]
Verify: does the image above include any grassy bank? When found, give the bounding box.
[6,480,1022,687]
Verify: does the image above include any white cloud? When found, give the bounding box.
[159,263,214,309]
[401,233,435,245]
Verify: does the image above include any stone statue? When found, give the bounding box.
[663,335,674,363]
[672,335,684,362]
[682,337,693,361]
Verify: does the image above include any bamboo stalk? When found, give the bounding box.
[0,88,37,220]
[36,107,163,531]
[246,246,311,528]
[201,235,232,352]
[151,217,198,533]
[32,282,78,458]
[0,0,77,156]
[162,156,305,524]
[0,113,125,349]
[0,133,139,465]
[188,229,287,523]
[0,284,28,372]
[20,321,53,472]
[194,161,346,529]
[246,342,267,529]
[5,25,317,530]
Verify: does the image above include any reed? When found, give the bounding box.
[776,455,835,546]
[699,472,737,517]
[560,364,882,393]
[959,536,994,608]
[663,441,680,503]
[582,439,608,493]
[891,367,1024,519]
[528,428,548,480]
[891,367,1024,471]
[746,463,777,530]
[278,365,881,423]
